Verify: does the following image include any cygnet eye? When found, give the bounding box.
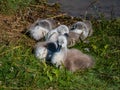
[64,29,68,33]
[57,30,61,34]
[57,40,61,46]
[56,40,59,44]
[35,23,39,26]
[77,23,84,29]
[71,24,77,30]
[58,41,63,45]
[61,41,64,44]
[36,26,40,29]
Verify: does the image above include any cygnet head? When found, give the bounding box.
[35,19,54,30]
[45,25,69,42]
[57,25,69,35]
[70,21,87,30]
[45,29,59,42]
[57,35,68,50]
[26,19,55,41]
[32,26,48,41]
[70,21,88,35]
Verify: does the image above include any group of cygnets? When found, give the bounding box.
[26,19,94,72]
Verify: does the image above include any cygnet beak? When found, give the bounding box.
[70,25,77,30]
[25,30,30,36]
[57,44,62,52]
[64,33,69,38]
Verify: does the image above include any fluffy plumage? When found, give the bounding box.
[51,35,94,72]
[34,41,58,61]
[65,49,94,72]
[46,25,69,42]
[66,32,81,47]
[27,19,56,41]
[70,20,93,41]
[51,35,67,67]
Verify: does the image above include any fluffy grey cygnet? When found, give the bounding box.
[27,19,56,41]
[70,20,93,41]
[45,25,69,42]
[51,35,94,72]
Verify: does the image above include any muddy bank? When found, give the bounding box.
[48,0,120,19]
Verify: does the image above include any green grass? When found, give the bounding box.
[0,1,120,89]
[0,18,120,90]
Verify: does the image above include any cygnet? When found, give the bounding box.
[51,35,94,72]
[27,19,56,41]
[70,20,93,41]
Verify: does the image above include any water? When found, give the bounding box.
[48,0,120,19]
